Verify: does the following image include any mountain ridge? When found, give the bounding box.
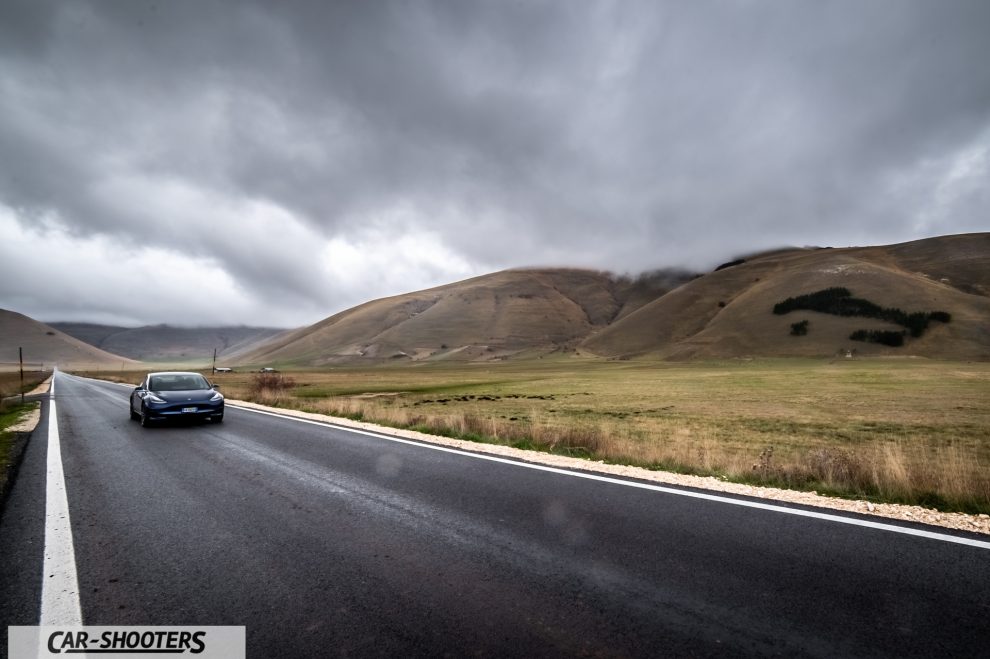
[238,267,693,365]
[47,323,287,363]
[0,309,137,368]
[583,233,990,360]
[238,233,990,365]
[7,233,987,366]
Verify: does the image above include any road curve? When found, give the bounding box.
[2,372,989,657]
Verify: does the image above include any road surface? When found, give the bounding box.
[2,372,989,657]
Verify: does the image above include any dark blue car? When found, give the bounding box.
[130,371,224,427]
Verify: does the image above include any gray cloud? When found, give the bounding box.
[1,0,988,327]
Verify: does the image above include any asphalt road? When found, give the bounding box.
[2,372,989,657]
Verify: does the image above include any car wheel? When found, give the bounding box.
[140,405,153,428]
[130,399,140,421]
[214,414,224,424]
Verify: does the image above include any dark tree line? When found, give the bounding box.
[849,329,905,347]
[773,287,951,340]
[714,258,746,272]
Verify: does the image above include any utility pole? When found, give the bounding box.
[212,348,217,375]
[19,347,24,404]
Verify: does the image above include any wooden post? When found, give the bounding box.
[212,348,217,375]
[19,347,24,404]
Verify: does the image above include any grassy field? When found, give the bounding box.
[0,370,48,409]
[76,357,990,513]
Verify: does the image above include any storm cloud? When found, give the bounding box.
[1,0,988,326]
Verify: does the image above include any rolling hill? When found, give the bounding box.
[238,233,989,365]
[0,310,136,369]
[582,233,990,360]
[48,323,286,364]
[9,233,985,368]
[237,268,691,366]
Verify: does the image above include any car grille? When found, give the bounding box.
[162,403,218,413]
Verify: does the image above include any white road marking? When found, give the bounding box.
[40,371,83,625]
[230,404,990,551]
[79,375,990,550]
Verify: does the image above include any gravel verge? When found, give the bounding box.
[229,399,990,536]
[4,376,49,433]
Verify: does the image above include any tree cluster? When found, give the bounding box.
[773,287,951,343]
[848,329,905,347]
[714,258,746,272]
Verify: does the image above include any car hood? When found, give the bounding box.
[151,389,219,403]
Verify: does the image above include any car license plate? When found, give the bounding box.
[181,406,197,413]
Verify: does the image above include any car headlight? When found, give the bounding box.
[210,392,224,402]
[147,393,167,403]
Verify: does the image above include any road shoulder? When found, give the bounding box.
[0,376,49,509]
[75,374,990,536]
[227,398,990,536]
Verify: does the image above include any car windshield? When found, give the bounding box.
[149,374,210,391]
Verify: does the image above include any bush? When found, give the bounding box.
[790,320,809,336]
[806,448,858,487]
[248,372,296,402]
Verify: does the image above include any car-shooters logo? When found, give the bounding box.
[8,626,245,659]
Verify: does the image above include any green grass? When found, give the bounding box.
[0,403,34,432]
[0,403,38,492]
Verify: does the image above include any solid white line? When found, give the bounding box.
[229,403,990,551]
[40,371,83,625]
[69,377,990,551]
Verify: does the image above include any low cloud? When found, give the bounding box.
[1,0,988,326]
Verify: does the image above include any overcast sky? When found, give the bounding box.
[1,0,988,328]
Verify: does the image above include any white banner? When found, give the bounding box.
[8,626,246,659]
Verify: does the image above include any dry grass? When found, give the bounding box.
[248,372,297,405]
[73,358,990,513]
[0,370,47,411]
[293,396,990,512]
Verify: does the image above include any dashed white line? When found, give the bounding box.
[40,371,83,625]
